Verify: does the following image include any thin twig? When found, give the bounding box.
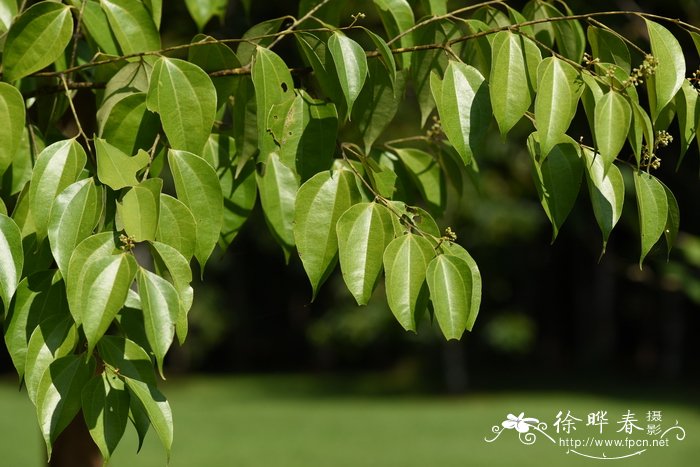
[60,75,93,160]
[268,0,334,49]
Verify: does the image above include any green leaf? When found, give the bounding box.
[645,19,685,121]
[188,34,241,108]
[124,377,173,458]
[73,0,120,55]
[29,139,87,241]
[410,21,450,126]
[581,72,603,134]
[150,241,193,344]
[594,90,632,173]
[97,61,151,122]
[155,194,197,260]
[522,0,555,48]
[629,101,653,168]
[0,213,22,311]
[168,149,223,269]
[137,268,178,379]
[328,32,368,117]
[147,57,217,154]
[0,82,25,176]
[2,2,73,81]
[426,254,473,340]
[95,139,150,190]
[118,178,162,243]
[128,388,151,453]
[294,170,362,299]
[237,17,285,65]
[372,0,414,69]
[547,3,585,63]
[24,316,77,405]
[81,254,138,355]
[633,170,668,267]
[251,46,295,143]
[296,32,346,117]
[383,233,435,331]
[675,80,700,166]
[143,0,162,29]
[99,93,160,156]
[0,0,17,35]
[336,202,395,305]
[82,373,130,461]
[184,0,227,31]
[47,179,101,277]
[394,148,445,214]
[36,354,95,460]
[440,242,482,331]
[363,27,397,85]
[66,232,119,325]
[489,32,541,137]
[98,335,156,385]
[432,61,491,165]
[660,181,679,259]
[101,0,160,54]
[582,148,624,253]
[528,134,583,241]
[534,57,582,155]
[587,26,631,74]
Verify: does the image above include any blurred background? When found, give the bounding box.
[1,0,699,465]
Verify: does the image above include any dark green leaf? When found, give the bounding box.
[582,148,624,253]
[372,0,414,69]
[98,335,156,385]
[237,17,285,64]
[0,82,25,176]
[660,181,679,259]
[675,80,700,166]
[587,26,631,74]
[82,373,130,461]
[101,0,160,54]
[184,0,227,31]
[188,34,241,108]
[633,170,668,267]
[155,194,197,260]
[394,148,445,214]
[150,241,193,344]
[124,377,173,458]
[0,213,22,311]
[99,93,160,156]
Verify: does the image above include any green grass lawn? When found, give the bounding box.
[1,374,697,466]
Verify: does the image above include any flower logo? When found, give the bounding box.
[502,413,540,433]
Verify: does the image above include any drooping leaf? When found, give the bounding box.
[580,72,603,135]
[328,32,368,116]
[237,17,285,65]
[0,82,25,176]
[0,213,22,311]
[36,354,95,459]
[411,21,450,126]
[546,2,585,63]
[29,140,87,241]
[81,254,138,355]
[432,62,491,165]
[645,19,686,121]
[82,373,130,461]
[363,27,397,85]
[629,101,653,168]
[587,26,631,74]
[336,202,395,305]
[372,0,414,69]
[188,34,241,107]
[150,241,193,344]
[99,93,160,156]
[294,170,362,299]
[582,148,624,253]
[633,170,668,267]
[98,335,156,385]
[388,201,441,238]
[534,57,582,156]
[97,61,151,122]
[155,194,197,260]
[440,242,481,331]
[251,46,295,143]
[594,90,632,173]
[522,0,556,48]
[101,0,160,54]
[426,254,472,340]
[147,57,217,154]
[0,0,17,36]
[394,148,445,214]
[184,0,227,31]
[74,0,120,55]
[117,178,162,243]
[137,268,178,379]
[660,180,679,259]
[383,233,435,331]
[168,149,224,269]
[95,139,150,190]
[124,377,173,458]
[675,80,700,166]
[2,2,73,81]
[296,32,347,118]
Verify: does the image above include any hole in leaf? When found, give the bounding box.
[281,82,288,92]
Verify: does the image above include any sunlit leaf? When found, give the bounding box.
[394,148,445,214]
[99,94,160,156]
[675,80,700,166]
[101,0,160,54]
[95,139,151,190]
[328,32,368,116]
[118,178,162,243]
[251,46,295,143]
[124,377,172,458]
[645,20,685,121]
[594,90,632,173]
[155,194,197,260]
[0,82,25,176]
[633,169,668,267]
[0,213,22,311]
[426,254,472,340]
[582,148,624,253]
[372,0,414,69]
[150,241,193,345]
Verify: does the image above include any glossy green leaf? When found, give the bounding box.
[0,213,22,311]
[411,21,450,126]
[582,148,624,253]
[363,27,396,85]
[81,254,138,355]
[548,3,585,62]
[383,233,435,331]
[74,0,120,55]
[124,377,173,458]
[143,0,162,29]
[660,181,679,259]
[137,268,178,379]
[594,90,632,172]
[47,179,101,277]
[328,32,368,116]
[646,20,685,121]
[184,0,227,30]
[432,61,491,165]
[0,82,25,176]
[82,373,130,461]
[66,233,119,325]
[99,93,160,156]
[534,57,582,156]
[587,26,631,74]
[155,194,197,260]
[295,32,346,118]
[95,139,150,190]
[98,335,156,385]
[372,0,414,68]
[237,17,285,65]
[36,354,95,459]
[490,32,541,137]
[394,148,445,214]
[529,134,583,241]
[336,202,394,306]
[97,61,151,122]
[101,0,160,54]
[581,72,603,135]
[0,0,17,35]
[147,57,216,154]
[2,2,73,81]
[633,170,668,267]
[675,80,700,166]
[251,46,295,143]
[150,241,193,345]
[24,316,77,405]
[629,101,653,168]
[523,0,555,47]
[294,170,362,299]
[118,178,162,243]
[168,149,223,269]
[29,140,87,241]
[440,242,481,331]
[426,254,472,340]
[188,34,241,108]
